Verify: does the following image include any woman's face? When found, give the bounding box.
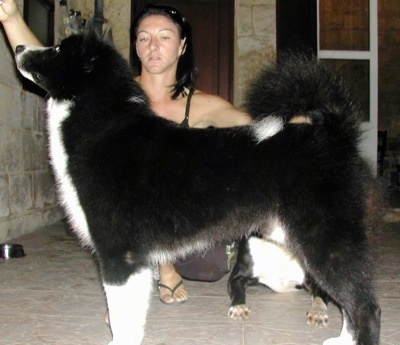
[136,15,186,75]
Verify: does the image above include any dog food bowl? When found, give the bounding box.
[0,244,25,259]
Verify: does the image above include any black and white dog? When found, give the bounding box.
[15,24,381,345]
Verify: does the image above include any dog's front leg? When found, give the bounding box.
[104,268,153,345]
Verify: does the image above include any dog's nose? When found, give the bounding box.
[15,45,26,54]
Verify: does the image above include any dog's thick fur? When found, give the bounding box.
[15,25,380,345]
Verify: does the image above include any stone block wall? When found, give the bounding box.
[234,0,276,108]
[0,1,62,242]
[0,0,133,242]
[65,0,131,60]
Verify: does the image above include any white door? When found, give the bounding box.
[317,0,378,172]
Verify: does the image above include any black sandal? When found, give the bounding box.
[158,279,186,304]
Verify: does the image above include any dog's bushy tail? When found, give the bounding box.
[246,54,363,148]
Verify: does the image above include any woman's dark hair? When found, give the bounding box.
[131,3,198,99]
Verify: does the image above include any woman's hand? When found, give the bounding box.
[0,0,19,23]
[0,0,42,51]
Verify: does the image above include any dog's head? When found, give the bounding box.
[15,21,124,101]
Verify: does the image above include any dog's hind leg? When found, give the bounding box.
[307,295,329,327]
[323,312,355,345]
[304,274,330,327]
[103,267,153,345]
[305,247,381,345]
[323,299,381,345]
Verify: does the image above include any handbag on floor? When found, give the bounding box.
[174,241,236,282]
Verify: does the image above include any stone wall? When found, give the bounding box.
[0,0,133,242]
[234,0,276,108]
[0,1,62,242]
[64,0,131,60]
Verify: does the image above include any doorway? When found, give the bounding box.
[276,0,317,59]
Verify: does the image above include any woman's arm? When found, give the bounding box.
[0,0,42,51]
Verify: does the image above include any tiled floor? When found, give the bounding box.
[1,210,399,345]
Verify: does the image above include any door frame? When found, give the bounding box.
[317,0,378,170]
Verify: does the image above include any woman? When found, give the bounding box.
[0,1,251,304]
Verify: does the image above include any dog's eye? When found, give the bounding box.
[54,46,61,53]
[33,73,43,82]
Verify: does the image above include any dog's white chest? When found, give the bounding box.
[46,99,93,248]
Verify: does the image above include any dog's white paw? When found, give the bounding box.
[109,340,142,345]
[228,304,251,320]
[323,317,355,345]
[323,338,356,345]
[307,297,328,327]
[307,309,328,327]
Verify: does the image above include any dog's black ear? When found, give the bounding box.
[103,28,115,47]
[84,16,97,35]
[84,16,113,47]
[84,15,105,41]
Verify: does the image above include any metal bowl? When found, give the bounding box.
[0,244,25,259]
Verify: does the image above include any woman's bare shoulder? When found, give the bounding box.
[190,90,252,128]
[192,89,230,107]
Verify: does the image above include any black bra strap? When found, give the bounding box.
[181,88,195,128]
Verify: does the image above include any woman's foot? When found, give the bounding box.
[158,264,188,304]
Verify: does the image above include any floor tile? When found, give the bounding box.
[0,215,399,345]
